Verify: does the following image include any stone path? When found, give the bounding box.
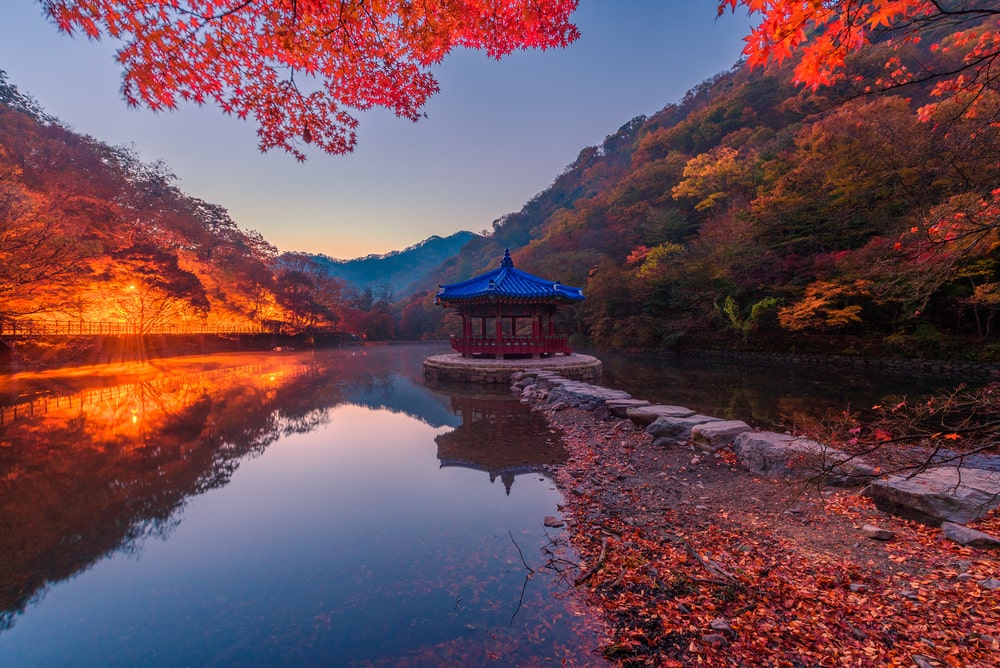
[511,369,1000,547]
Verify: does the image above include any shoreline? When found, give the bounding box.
[522,379,1000,666]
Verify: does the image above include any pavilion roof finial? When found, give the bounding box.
[500,248,513,269]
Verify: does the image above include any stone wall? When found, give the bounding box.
[423,353,602,385]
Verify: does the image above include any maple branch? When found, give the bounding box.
[665,532,736,583]
[508,530,534,575]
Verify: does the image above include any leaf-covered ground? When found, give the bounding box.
[541,404,1000,667]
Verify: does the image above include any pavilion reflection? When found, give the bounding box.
[433,387,568,495]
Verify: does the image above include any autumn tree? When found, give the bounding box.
[0,174,94,320]
[273,253,347,331]
[92,243,210,333]
[42,0,580,160]
[720,1,1000,122]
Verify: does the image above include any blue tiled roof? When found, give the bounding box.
[436,249,585,303]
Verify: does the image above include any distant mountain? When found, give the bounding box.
[297,231,478,300]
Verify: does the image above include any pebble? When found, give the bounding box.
[700,633,729,647]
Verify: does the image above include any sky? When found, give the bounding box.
[0,2,754,259]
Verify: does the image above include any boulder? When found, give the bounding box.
[605,398,652,418]
[646,414,723,444]
[869,467,1000,525]
[627,405,696,426]
[690,420,752,452]
[940,522,1000,549]
[546,381,631,411]
[732,431,874,486]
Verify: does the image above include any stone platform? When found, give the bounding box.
[423,353,602,385]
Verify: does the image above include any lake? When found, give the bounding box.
[0,344,603,666]
[0,342,965,666]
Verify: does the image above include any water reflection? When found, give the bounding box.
[433,388,568,495]
[0,355,343,632]
[590,348,964,428]
[0,344,602,666]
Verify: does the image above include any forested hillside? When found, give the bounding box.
[404,16,1000,359]
[5,4,1000,360]
[0,70,397,340]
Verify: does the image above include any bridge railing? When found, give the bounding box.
[0,320,266,337]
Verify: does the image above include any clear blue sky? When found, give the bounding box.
[0,2,753,259]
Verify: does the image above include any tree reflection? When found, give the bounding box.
[0,355,351,632]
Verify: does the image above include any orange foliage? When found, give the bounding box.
[42,0,580,160]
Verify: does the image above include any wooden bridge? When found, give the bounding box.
[0,319,266,338]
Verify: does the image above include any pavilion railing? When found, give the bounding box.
[449,335,572,357]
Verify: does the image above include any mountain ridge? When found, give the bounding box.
[286,230,477,301]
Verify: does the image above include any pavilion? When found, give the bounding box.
[434,249,584,359]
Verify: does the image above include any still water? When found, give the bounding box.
[0,344,601,667]
[0,342,964,666]
[590,347,962,429]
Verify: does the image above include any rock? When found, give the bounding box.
[732,431,874,485]
[848,583,868,593]
[646,414,723,443]
[700,633,729,647]
[690,420,752,452]
[862,524,896,541]
[605,398,651,418]
[545,380,631,411]
[978,578,1000,590]
[651,437,675,448]
[593,404,610,421]
[709,618,736,639]
[869,467,1000,525]
[626,404,696,426]
[940,522,1000,549]
[543,516,565,528]
[513,376,536,389]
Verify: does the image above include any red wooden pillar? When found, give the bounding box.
[495,305,504,359]
[531,310,541,359]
